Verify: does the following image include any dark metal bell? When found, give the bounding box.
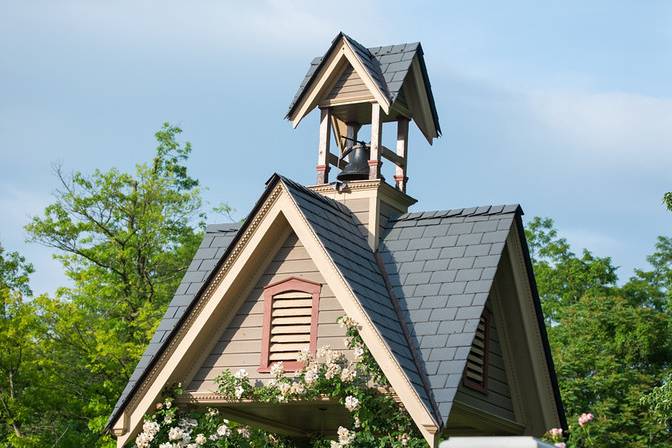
[337,143,370,182]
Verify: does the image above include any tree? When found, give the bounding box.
[25,123,209,446]
[527,218,672,447]
[525,217,618,323]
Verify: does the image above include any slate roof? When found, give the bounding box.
[378,205,521,425]
[286,32,441,136]
[278,176,435,415]
[108,223,240,423]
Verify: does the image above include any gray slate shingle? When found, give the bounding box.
[379,204,520,426]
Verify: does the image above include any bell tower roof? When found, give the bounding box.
[286,32,441,145]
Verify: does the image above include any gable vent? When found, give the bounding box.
[464,312,489,392]
[269,291,313,361]
[260,277,321,372]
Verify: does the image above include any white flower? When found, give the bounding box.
[339,316,357,329]
[330,441,340,448]
[399,433,411,446]
[304,364,319,385]
[158,443,172,448]
[135,432,153,448]
[237,427,251,438]
[206,407,219,417]
[209,433,219,441]
[179,417,198,428]
[142,420,160,437]
[325,362,342,379]
[234,368,248,380]
[163,415,173,425]
[164,399,172,409]
[353,346,365,361]
[317,345,332,361]
[344,396,360,412]
[187,444,198,448]
[290,382,305,395]
[353,416,361,428]
[195,433,207,445]
[337,426,355,446]
[217,423,231,437]
[235,385,245,399]
[340,367,356,383]
[270,362,285,378]
[297,348,312,363]
[168,426,185,441]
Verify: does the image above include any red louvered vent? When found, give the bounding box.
[259,277,321,372]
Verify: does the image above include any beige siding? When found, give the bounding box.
[188,233,349,393]
[324,65,373,103]
[454,303,515,422]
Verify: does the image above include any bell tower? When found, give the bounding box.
[286,32,441,248]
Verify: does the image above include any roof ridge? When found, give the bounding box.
[389,204,522,222]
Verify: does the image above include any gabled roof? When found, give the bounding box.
[109,177,564,438]
[109,223,239,422]
[286,32,441,138]
[379,205,565,428]
[108,175,439,439]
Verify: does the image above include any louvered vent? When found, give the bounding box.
[269,291,313,362]
[464,312,489,392]
[260,277,321,372]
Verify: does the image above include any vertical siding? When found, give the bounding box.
[454,303,515,421]
[188,233,349,393]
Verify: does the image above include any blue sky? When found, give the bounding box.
[1,0,671,295]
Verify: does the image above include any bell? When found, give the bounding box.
[337,143,370,182]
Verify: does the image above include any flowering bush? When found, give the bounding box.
[133,316,425,447]
[544,412,595,448]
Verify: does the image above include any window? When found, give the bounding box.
[463,311,489,393]
[259,277,321,372]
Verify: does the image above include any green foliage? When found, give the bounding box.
[0,123,223,447]
[527,218,672,447]
[525,217,618,323]
[136,318,424,447]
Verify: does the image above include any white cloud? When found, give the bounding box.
[528,89,672,168]
[7,0,389,55]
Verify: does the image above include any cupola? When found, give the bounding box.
[286,32,441,191]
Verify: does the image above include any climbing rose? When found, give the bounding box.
[168,426,185,441]
[548,427,563,439]
[340,367,356,383]
[234,368,248,380]
[237,427,251,438]
[578,412,594,427]
[337,426,356,446]
[235,385,245,399]
[270,361,285,378]
[195,433,207,445]
[217,423,231,437]
[353,346,365,361]
[554,443,566,448]
[344,396,360,412]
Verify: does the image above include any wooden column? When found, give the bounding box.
[317,108,331,184]
[394,117,409,192]
[368,103,382,180]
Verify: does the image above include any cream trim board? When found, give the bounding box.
[504,224,562,431]
[114,183,438,446]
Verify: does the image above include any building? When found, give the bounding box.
[108,32,566,447]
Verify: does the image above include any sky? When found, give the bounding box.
[1,0,671,295]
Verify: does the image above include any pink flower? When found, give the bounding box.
[578,412,594,427]
[548,428,563,438]
[554,443,566,448]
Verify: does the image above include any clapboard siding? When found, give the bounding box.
[454,303,515,422]
[325,65,373,103]
[188,233,349,392]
